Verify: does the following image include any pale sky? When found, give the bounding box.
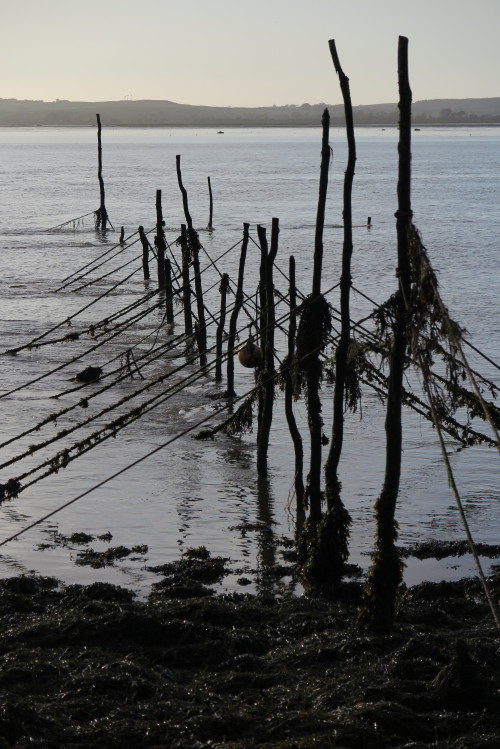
[1,0,498,107]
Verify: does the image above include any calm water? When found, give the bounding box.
[0,125,499,595]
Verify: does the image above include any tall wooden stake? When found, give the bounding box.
[138,225,151,280]
[284,255,305,516]
[155,190,166,289]
[215,274,229,381]
[165,258,174,326]
[256,219,278,476]
[303,109,331,524]
[311,39,355,586]
[207,176,214,232]
[364,35,413,631]
[312,108,330,297]
[95,114,108,231]
[180,224,193,341]
[176,155,207,367]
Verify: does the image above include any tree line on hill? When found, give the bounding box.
[0,97,499,127]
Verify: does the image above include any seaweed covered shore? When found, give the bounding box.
[1,551,500,748]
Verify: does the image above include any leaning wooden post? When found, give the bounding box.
[226,223,249,396]
[176,154,194,231]
[207,176,214,232]
[176,155,207,366]
[215,274,229,381]
[155,190,166,289]
[284,255,305,515]
[363,36,413,632]
[138,226,151,280]
[165,258,174,326]
[190,232,207,367]
[95,114,108,231]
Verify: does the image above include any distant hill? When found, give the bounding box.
[0,97,499,127]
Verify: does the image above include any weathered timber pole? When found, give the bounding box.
[363,35,413,631]
[179,224,193,341]
[165,258,174,326]
[256,224,269,447]
[312,108,330,297]
[284,255,305,516]
[215,273,230,381]
[226,223,250,396]
[176,155,194,231]
[155,190,166,289]
[119,226,125,244]
[95,114,108,231]
[176,155,207,367]
[300,109,331,525]
[190,233,207,367]
[207,176,214,232]
[314,39,356,585]
[138,226,151,280]
[256,219,278,476]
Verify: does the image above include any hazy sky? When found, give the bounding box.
[2,0,498,106]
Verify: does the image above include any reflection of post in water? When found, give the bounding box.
[254,475,277,594]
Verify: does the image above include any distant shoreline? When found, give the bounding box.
[1,96,499,128]
[2,122,500,129]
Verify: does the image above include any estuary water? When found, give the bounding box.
[0,125,499,595]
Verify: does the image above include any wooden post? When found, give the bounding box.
[176,155,207,366]
[363,35,413,631]
[180,224,193,341]
[96,114,108,231]
[119,226,125,244]
[176,155,193,231]
[207,176,214,232]
[256,224,268,447]
[226,223,249,396]
[155,190,166,289]
[284,255,305,515]
[326,40,356,496]
[190,231,207,367]
[302,110,331,525]
[256,219,278,476]
[138,226,150,280]
[165,258,174,326]
[215,274,229,381]
[309,39,356,587]
[312,109,330,297]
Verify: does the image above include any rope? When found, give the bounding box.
[44,211,96,232]
[0,333,332,548]
[56,228,143,288]
[420,366,500,629]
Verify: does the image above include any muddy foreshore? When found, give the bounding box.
[0,550,499,748]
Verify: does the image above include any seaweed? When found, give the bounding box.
[0,571,499,747]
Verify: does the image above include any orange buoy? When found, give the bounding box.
[238,342,264,369]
